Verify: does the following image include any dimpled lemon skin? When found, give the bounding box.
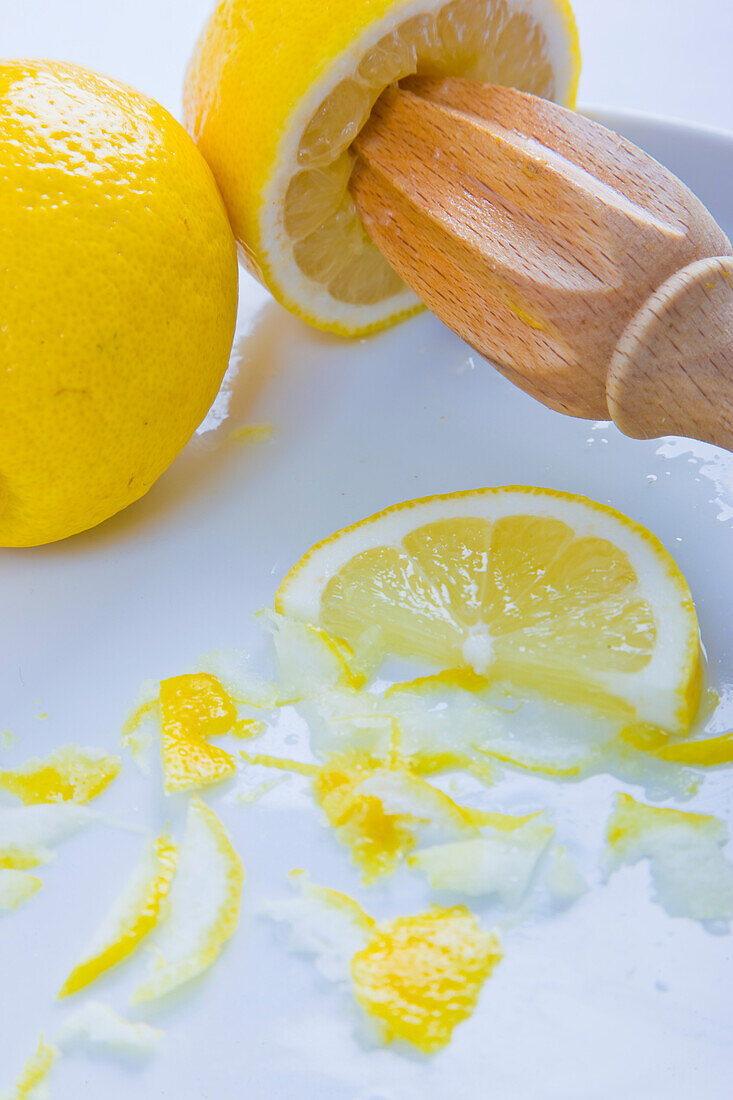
[0,60,238,547]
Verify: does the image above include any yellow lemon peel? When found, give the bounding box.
[352,906,502,1052]
[604,794,733,923]
[267,875,500,1050]
[132,796,243,1003]
[312,753,421,882]
[159,672,240,793]
[59,832,177,998]
[0,745,121,805]
[240,751,321,777]
[619,723,672,752]
[242,745,508,882]
[2,1036,58,1100]
[654,731,733,767]
[384,667,491,697]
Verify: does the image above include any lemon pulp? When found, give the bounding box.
[277,488,701,733]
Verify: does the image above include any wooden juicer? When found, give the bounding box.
[347,76,733,451]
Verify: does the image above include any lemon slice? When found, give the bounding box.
[59,832,177,998]
[132,796,243,1003]
[276,487,701,734]
[185,0,580,334]
[0,745,121,805]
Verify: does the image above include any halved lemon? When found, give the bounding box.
[276,487,701,734]
[185,0,580,334]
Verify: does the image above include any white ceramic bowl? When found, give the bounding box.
[1,110,731,1099]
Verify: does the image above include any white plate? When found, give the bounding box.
[1,110,732,1099]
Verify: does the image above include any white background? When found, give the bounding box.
[1,0,732,130]
[2,3,733,1099]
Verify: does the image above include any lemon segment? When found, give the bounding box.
[58,832,177,998]
[276,487,701,734]
[185,0,580,334]
[132,796,244,1003]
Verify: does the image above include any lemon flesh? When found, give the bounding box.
[185,0,580,334]
[276,487,701,734]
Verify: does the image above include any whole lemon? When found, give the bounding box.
[0,60,238,546]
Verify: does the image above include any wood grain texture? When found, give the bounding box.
[607,256,733,449]
[350,77,733,446]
